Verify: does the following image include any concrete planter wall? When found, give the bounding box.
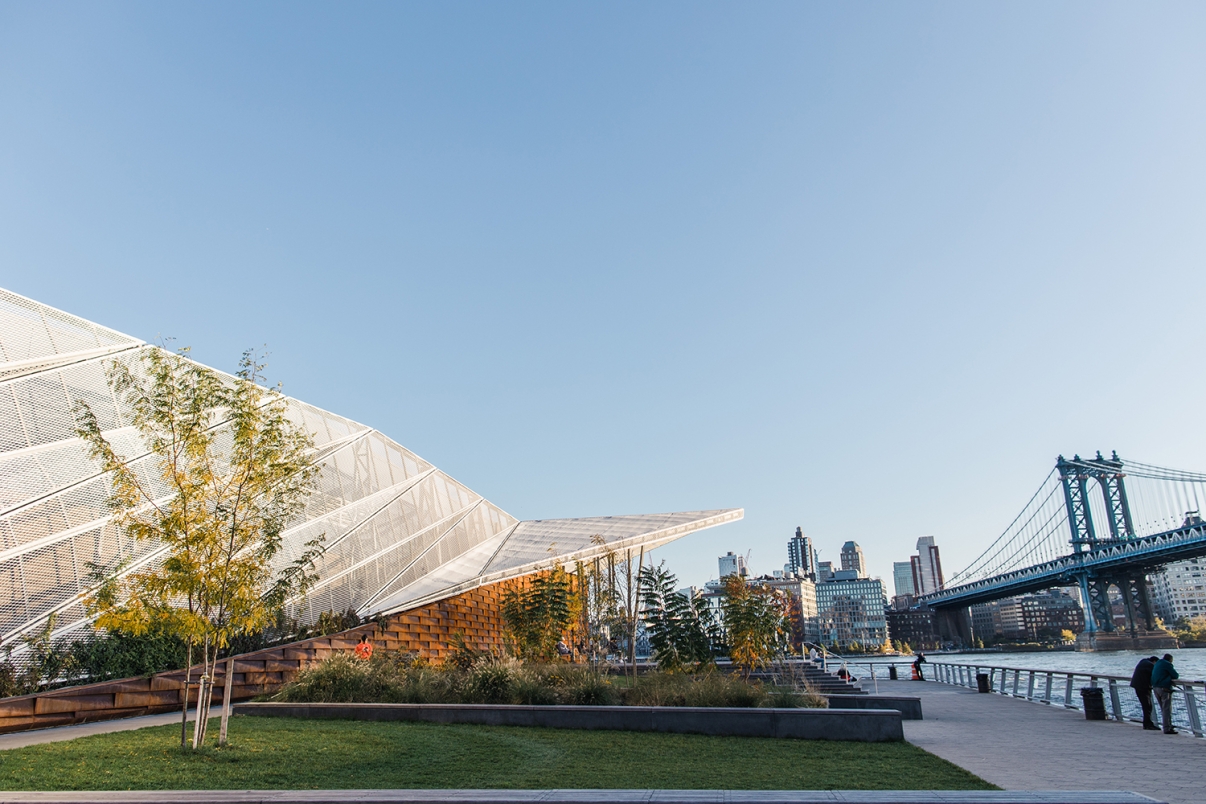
[235,702,904,742]
[825,695,923,719]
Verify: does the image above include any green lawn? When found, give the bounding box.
[0,715,993,791]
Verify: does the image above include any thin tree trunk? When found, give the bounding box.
[592,557,601,666]
[192,637,212,748]
[191,673,206,749]
[627,547,645,681]
[219,654,234,746]
[180,641,192,749]
[199,648,215,746]
[627,549,636,684]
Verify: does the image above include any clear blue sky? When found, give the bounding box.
[4,2,1206,590]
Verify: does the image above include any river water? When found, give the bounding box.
[935,647,1206,683]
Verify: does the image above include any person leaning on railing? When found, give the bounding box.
[1130,655,1160,731]
[1151,654,1179,735]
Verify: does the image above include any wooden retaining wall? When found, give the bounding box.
[0,578,514,734]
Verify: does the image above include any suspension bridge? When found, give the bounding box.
[917,452,1206,649]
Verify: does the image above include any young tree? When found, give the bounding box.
[620,547,644,679]
[575,536,622,668]
[586,546,645,679]
[720,575,790,675]
[639,562,718,672]
[74,347,324,749]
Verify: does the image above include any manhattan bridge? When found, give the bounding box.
[917,452,1206,649]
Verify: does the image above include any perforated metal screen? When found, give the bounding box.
[0,288,742,648]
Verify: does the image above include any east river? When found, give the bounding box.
[933,647,1206,682]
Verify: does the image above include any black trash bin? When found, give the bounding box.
[976,673,990,693]
[1081,687,1107,720]
[888,666,898,680]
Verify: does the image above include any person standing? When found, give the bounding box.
[1130,655,1159,730]
[1151,653,1179,734]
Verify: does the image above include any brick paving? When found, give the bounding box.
[873,679,1202,804]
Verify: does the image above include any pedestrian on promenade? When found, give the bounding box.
[912,653,927,681]
[1151,653,1179,734]
[1130,655,1159,730]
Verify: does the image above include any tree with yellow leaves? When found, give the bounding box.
[719,574,790,675]
[74,347,324,749]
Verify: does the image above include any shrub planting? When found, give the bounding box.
[271,652,824,709]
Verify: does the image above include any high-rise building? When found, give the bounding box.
[840,541,866,578]
[1151,556,1206,622]
[762,575,819,646]
[787,526,818,580]
[886,607,941,651]
[893,561,916,598]
[815,576,888,649]
[910,536,944,595]
[817,561,834,582]
[719,551,749,578]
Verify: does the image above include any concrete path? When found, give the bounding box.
[0,710,194,750]
[870,679,1202,804]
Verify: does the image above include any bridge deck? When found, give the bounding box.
[872,679,1201,804]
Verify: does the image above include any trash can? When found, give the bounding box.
[976,673,991,693]
[1081,687,1107,720]
[888,665,898,680]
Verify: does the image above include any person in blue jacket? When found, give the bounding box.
[1151,653,1179,734]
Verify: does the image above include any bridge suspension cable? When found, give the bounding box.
[945,469,1067,587]
[946,456,1206,588]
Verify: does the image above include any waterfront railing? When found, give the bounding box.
[833,657,1206,737]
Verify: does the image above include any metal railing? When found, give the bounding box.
[798,643,882,691]
[924,660,1206,737]
[814,657,1206,738]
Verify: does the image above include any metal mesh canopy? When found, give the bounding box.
[0,288,742,645]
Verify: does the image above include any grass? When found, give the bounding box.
[269,653,826,708]
[0,715,994,791]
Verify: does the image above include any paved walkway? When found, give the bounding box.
[870,679,1202,804]
[0,710,193,750]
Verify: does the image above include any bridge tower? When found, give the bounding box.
[1057,452,1160,648]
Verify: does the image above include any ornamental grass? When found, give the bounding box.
[271,652,825,708]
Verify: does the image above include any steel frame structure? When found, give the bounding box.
[921,452,1188,634]
[0,288,742,650]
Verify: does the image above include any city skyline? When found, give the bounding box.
[702,527,934,589]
